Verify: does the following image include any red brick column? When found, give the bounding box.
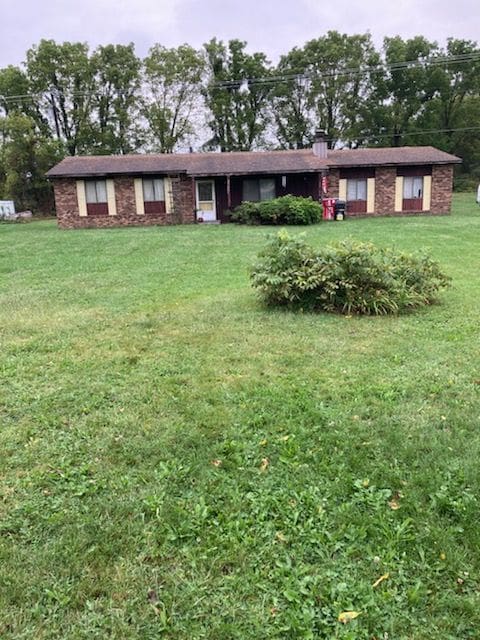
[374,167,396,215]
[172,175,195,223]
[54,178,79,228]
[431,165,454,215]
[326,169,339,198]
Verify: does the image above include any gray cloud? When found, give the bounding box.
[0,0,478,68]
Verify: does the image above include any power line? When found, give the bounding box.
[1,51,480,103]
[215,51,480,89]
[330,125,480,146]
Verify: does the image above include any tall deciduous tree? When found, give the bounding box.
[272,32,381,149]
[412,39,480,145]
[272,49,313,149]
[90,44,141,154]
[0,113,64,212]
[0,66,30,117]
[203,39,272,151]
[25,39,95,155]
[143,44,204,153]
[370,36,440,147]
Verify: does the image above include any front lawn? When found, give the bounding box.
[1,194,479,639]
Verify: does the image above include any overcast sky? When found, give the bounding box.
[1,0,479,68]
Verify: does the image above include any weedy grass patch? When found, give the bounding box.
[0,194,479,638]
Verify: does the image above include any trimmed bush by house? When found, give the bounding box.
[251,231,450,315]
[231,195,323,225]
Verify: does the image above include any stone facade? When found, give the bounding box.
[54,174,196,229]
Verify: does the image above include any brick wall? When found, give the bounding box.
[326,169,339,198]
[53,164,456,228]
[54,174,196,229]
[374,167,396,215]
[327,164,454,217]
[431,164,454,215]
[171,175,196,224]
[54,178,80,229]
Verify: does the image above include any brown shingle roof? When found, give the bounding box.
[327,146,461,167]
[46,146,461,178]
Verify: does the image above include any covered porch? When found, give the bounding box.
[192,172,322,223]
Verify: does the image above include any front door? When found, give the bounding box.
[196,180,217,222]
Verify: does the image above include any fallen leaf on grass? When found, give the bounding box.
[388,491,402,510]
[147,589,158,603]
[372,572,389,588]
[210,459,222,467]
[260,457,269,472]
[338,610,361,623]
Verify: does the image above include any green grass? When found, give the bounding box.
[1,194,479,639]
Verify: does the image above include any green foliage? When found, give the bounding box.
[1,32,480,212]
[143,44,205,153]
[26,39,95,155]
[203,38,272,151]
[90,43,141,154]
[0,113,64,212]
[454,173,479,192]
[231,195,323,225]
[251,232,450,314]
[0,66,31,118]
[273,31,381,149]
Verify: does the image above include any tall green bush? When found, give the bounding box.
[251,232,451,315]
[231,195,322,225]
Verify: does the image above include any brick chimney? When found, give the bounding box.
[312,130,328,158]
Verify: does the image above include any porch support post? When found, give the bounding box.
[226,174,232,210]
[191,177,197,222]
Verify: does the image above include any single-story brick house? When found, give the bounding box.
[47,134,461,229]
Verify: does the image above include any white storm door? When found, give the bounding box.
[196,180,217,221]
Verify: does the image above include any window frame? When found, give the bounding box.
[142,177,166,214]
[242,177,276,202]
[402,176,424,211]
[346,178,367,202]
[403,176,423,200]
[85,179,108,215]
[346,178,367,213]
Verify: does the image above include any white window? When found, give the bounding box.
[347,179,367,201]
[403,176,423,199]
[242,178,276,202]
[85,180,107,203]
[143,178,165,202]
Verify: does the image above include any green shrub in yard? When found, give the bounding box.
[231,195,323,225]
[251,231,451,315]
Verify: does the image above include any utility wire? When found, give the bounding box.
[1,51,480,103]
[328,125,480,146]
[214,51,480,89]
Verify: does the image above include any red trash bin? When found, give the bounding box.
[322,198,336,221]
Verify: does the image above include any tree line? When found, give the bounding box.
[1,32,479,212]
